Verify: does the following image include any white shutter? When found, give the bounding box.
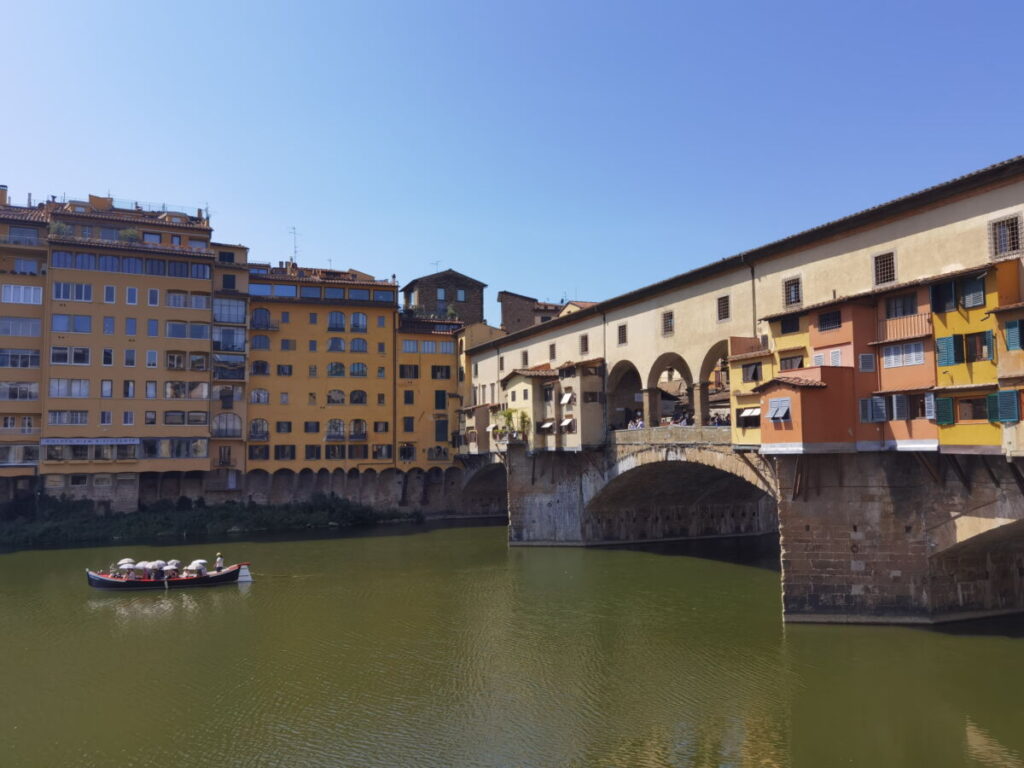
[870,395,888,422]
[812,353,825,366]
[924,392,936,420]
[882,345,902,368]
[830,349,842,367]
[859,353,875,372]
[903,342,924,366]
[891,394,908,421]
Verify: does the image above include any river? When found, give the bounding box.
[2,524,1022,767]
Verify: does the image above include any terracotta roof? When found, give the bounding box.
[931,382,998,392]
[470,155,1024,355]
[728,348,773,362]
[556,357,604,369]
[752,376,828,392]
[991,300,1024,314]
[0,207,48,223]
[564,300,597,309]
[500,368,559,385]
[401,269,487,292]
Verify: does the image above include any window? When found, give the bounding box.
[741,362,762,382]
[779,315,800,334]
[123,381,135,398]
[250,418,270,437]
[103,317,115,335]
[48,410,89,425]
[249,445,269,460]
[377,393,386,405]
[499,356,504,371]
[222,274,236,291]
[274,445,296,460]
[124,349,136,367]
[399,364,419,379]
[126,287,137,305]
[52,315,91,333]
[403,416,415,433]
[277,365,293,376]
[882,342,924,368]
[0,382,38,400]
[50,346,90,365]
[717,296,730,321]
[350,390,367,405]
[309,340,317,352]
[858,353,875,372]
[662,311,674,335]
[13,259,38,274]
[437,287,446,300]
[377,367,386,378]
[349,363,367,377]
[965,331,994,363]
[373,421,389,433]
[579,334,589,355]
[766,397,791,421]
[8,226,38,245]
[101,411,112,425]
[818,311,841,332]
[431,366,451,380]
[859,396,890,423]
[1007,319,1024,351]
[873,252,896,285]
[48,378,90,397]
[829,349,842,367]
[279,392,289,405]
[886,293,916,318]
[308,312,317,325]
[956,397,989,422]
[147,319,159,337]
[328,312,345,331]
[101,380,113,398]
[146,350,157,368]
[251,335,270,350]
[783,277,802,306]
[435,390,447,410]
[617,324,627,345]
[780,355,803,371]
[281,339,296,351]
[148,289,159,306]
[992,216,1021,256]
[276,421,292,434]
[125,318,137,336]
[309,365,317,377]
[520,351,528,367]
[0,349,39,368]
[937,335,964,367]
[250,389,269,404]
[304,445,321,460]
[404,390,414,405]
[812,353,825,366]
[960,276,986,309]
[435,419,449,442]
[351,313,367,332]
[3,285,43,304]
[0,318,41,337]
[104,285,115,303]
[351,338,368,353]
[145,381,157,399]
[304,421,320,433]
[327,390,345,405]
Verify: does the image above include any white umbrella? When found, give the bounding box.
[118,563,137,570]
[192,560,208,566]
[151,560,167,569]
[117,558,135,566]
[162,565,178,572]
[168,559,182,567]
[136,561,150,569]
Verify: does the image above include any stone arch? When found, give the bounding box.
[644,352,695,426]
[246,469,271,505]
[315,468,331,495]
[697,339,731,425]
[359,469,377,505]
[443,466,464,502]
[461,462,508,518]
[646,351,694,389]
[270,469,295,504]
[584,449,778,543]
[402,467,425,507]
[331,468,347,497]
[607,359,644,431]
[295,468,316,501]
[378,468,401,507]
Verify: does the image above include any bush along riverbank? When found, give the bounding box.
[0,493,425,551]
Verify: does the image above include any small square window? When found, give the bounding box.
[717,296,730,321]
[617,324,627,345]
[818,310,841,332]
[874,252,896,285]
[661,311,674,335]
[992,216,1021,256]
[783,277,802,307]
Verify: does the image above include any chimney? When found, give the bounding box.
[0,185,7,206]
[27,192,32,207]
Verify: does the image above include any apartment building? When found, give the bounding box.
[0,187,466,512]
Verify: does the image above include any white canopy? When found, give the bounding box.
[162,565,178,572]
[151,560,167,569]
[539,421,554,429]
[740,408,761,418]
[117,558,136,566]
[118,563,137,570]
[560,418,574,427]
[560,392,574,405]
[168,559,182,567]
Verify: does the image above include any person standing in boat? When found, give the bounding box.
[215,552,224,572]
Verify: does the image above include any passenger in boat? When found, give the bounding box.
[215,553,224,572]
[126,568,137,581]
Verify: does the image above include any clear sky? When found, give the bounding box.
[4,1,1023,323]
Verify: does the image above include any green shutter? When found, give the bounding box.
[936,336,963,367]
[984,329,995,361]
[934,397,954,425]
[1007,320,1023,351]
[987,392,1000,422]
[997,390,1020,423]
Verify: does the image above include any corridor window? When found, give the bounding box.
[717,296,730,321]
[873,252,896,285]
[783,277,802,307]
[818,311,841,332]
[579,334,589,355]
[992,216,1021,256]
[662,311,674,335]
[617,324,627,345]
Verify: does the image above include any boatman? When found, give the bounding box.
[215,552,224,572]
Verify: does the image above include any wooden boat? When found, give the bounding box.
[86,563,253,590]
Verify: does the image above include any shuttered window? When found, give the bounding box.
[992,390,1021,423]
[936,335,965,367]
[931,282,956,313]
[859,396,888,422]
[960,276,986,309]
[924,392,936,420]
[1005,320,1022,351]
[891,394,909,420]
[767,397,791,421]
[934,397,955,425]
[858,353,875,372]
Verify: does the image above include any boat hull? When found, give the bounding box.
[86,563,250,590]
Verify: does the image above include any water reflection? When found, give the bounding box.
[85,583,251,625]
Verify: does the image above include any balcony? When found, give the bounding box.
[0,235,44,248]
[427,447,450,461]
[212,340,246,352]
[216,457,237,467]
[212,428,243,439]
[875,313,932,344]
[325,432,346,441]
[249,320,279,331]
[349,432,368,441]
[248,431,269,441]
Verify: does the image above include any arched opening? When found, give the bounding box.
[699,339,731,427]
[584,460,778,545]
[443,466,464,501]
[645,352,694,426]
[212,412,242,438]
[607,360,644,431]
[270,469,295,504]
[315,468,331,495]
[295,468,316,501]
[461,463,508,518]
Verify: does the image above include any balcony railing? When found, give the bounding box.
[250,320,279,331]
[216,457,236,467]
[211,428,243,439]
[349,432,368,441]
[427,447,450,460]
[248,431,269,441]
[876,313,932,343]
[325,432,346,441]
[212,340,246,352]
[0,236,43,247]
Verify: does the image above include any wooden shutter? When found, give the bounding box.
[924,392,936,420]
[997,390,1020,423]
[870,395,888,422]
[986,393,1001,422]
[936,337,955,367]
[983,330,995,361]
[934,397,954,425]
[1007,320,1022,351]
[891,394,908,421]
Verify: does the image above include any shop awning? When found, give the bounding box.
[539,421,554,429]
[739,408,761,418]
[560,392,574,405]
[560,418,574,427]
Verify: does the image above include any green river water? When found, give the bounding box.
[2,523,1023,768]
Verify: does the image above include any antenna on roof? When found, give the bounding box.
[288,226,299,265]
[430,260,441,273]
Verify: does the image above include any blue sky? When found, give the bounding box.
[4,1,1023,323]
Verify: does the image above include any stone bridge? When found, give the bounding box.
[456,428,1024,625]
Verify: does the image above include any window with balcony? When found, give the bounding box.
[327,390,345,405]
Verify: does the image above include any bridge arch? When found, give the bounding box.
[584,447,778,543]
[461,462,508,517]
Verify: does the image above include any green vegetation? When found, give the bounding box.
[0,493,423,551]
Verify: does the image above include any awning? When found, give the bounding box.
[560,418,574,427]
[767,405,790,420]
[739,408,761,418]
[560,392,574,405]
[485,424,496,432]
[539,421,554,429]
